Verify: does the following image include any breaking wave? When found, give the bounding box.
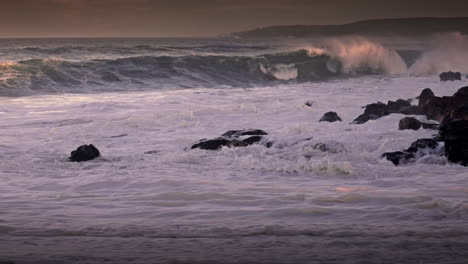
[0,43,420,97]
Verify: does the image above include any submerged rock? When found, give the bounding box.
[319,112,342,122]
[69,144,100,162]
[382,138,441,166]
[191,129,270,150]
[439,71,462,81]
[312,141,346,153]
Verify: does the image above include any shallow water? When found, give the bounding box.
[1,73,468,263]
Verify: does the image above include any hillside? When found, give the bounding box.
[232,17,468,38]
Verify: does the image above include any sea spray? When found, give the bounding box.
[306,37,408,74]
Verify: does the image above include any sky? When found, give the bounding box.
[1,0,468,38]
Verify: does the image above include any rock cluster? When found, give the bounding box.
[383,86,468,166]
[352,99,419,124]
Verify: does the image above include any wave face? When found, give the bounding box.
[2,36,461,97]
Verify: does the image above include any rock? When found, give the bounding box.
[407,138,439,153]
[387,99,411,113]
[191,129,270,150]
[352,102,390,124]
[421,123,439,129]
[422,96,451,122]
[418,88,435,107]
[69,144,100,162]
[439,71,462,81]
[352,99,423,124]
[305,101,313,107]
[312,141,346,153]
[319,112,342,122]
[399,117,422,130]
[442,86,468,123]
[191,138,231,150]
[382,138,441,166]
[439,120,468,166]
[381,151,415,166]
[221,129,268,137]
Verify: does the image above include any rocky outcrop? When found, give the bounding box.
[381,139,441,165]
[439,71,462,81]
[384,86,468,166]
[398,117,438,130]
[319,112,342,122]
[69,144,101,162]
[437,87,468,166]
[191,129,271,150]
[352,99,419,124]
[439,120,468,166]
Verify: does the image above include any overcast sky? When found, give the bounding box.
[1,0,468,38]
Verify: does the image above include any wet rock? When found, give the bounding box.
[69,144,100,162]
[381,151,415,166]
[352,102,390,124]
[439,71,462,81]
[313,141,346,153]
[387,99,411,113]
[399,117,422,130]
[381,138,441,166]
[418,88,435,107]
[221,129,268,137]
[191,129,270,150]
[407,139,439,153]
[319,112,342,122]
[421,123,439,129]
[439,120,468,166]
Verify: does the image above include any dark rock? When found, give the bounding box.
[441,86,468,124]
[382,151,415,166]
[191,138,231,150]
[305,101,313,107]
[352,102,390,124]
[221,129,268,137]
[439,120,468,166]
[387,99,411,113]
[439,71,462,81]
[421,123,439,129]
[382,138,441,166]
[69,144,100,162]
[399,117,422,130]
[319,112,342,122]
[407,138,439,153]
[418,88,435,107]
[191,129,270,150]
[399,105,424,115]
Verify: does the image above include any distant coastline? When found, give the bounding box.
[231,17,468,38]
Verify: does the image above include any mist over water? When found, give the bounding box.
[409,32,468,75]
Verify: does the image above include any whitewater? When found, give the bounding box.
[1,37,468,264]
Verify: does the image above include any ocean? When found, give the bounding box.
[0,36,468,264]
